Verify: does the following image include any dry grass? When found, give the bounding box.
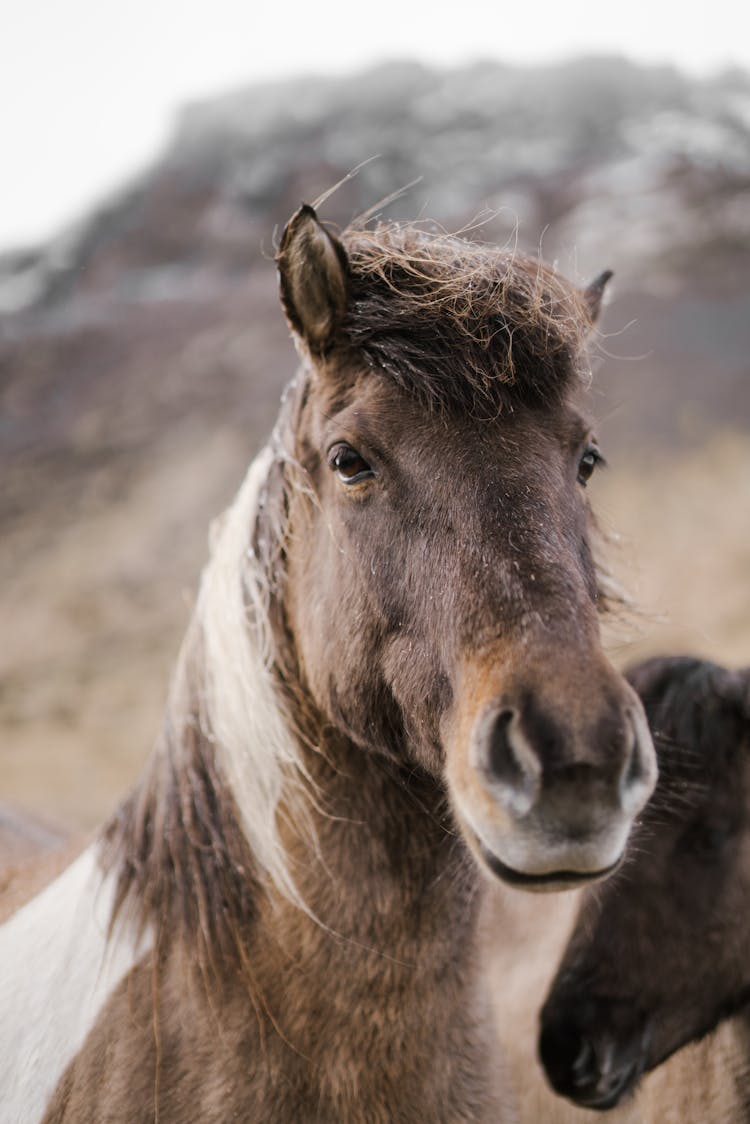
[599,429,750,671]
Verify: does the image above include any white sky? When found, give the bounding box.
[1,0,747,252]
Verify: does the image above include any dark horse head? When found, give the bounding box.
[270,205,656,891]
[540,655,750,1109]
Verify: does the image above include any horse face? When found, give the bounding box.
[275,205,656,890]
[539,658,750,1108]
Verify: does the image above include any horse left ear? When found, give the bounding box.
[582,270,613,324]
[715,666,750,721]
[277,204,349,354]
[736,667,750,721]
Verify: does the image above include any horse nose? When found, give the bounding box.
[475,698,652,820]
[539,1019,597,1096]
[539,1017,640,1109]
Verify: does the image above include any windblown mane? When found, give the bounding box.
[341,223,593,415]
[104,447,312,973]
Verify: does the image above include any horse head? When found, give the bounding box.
[268,205,656,891]
[540,656,750,1108]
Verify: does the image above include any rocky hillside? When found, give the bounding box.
[2,57,749,827]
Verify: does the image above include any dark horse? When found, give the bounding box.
[0,206,656,1123]
[540,655,750,1112]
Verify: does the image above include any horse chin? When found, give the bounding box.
[456,813,625,892]
[477,843,622,893]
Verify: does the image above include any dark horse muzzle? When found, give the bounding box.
[539,990,651,1109]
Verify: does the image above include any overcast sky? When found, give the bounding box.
[2,0,747,251]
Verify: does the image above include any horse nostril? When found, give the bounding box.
[539,1020,601,1096]
[487,709,521,783]
[571,1036,597,1086]
[481,706,540,816]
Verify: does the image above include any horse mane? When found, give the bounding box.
[341,222,593,416]
[104,446,313,975]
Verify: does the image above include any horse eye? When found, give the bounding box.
[577,446,604,487]
[328,443,374,485]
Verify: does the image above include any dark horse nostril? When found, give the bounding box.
[487,709,522,784]
[571,1036,596,1086]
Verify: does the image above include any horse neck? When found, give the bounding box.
[241,728,494,1099]
[96,606,508,1117]
[105,612,485,997]
[270,729,481,961]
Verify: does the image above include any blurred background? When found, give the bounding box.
[1,3,749,830]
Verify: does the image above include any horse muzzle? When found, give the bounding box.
[445,664,657,889]
[538,996,651,1109]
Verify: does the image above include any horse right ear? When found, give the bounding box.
[277,204,349,355]
[715,665,750,722]
[582,270,613,324]
[737,667,750,721]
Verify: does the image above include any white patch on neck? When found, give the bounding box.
[0,844,151,1123]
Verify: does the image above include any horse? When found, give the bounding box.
[539,656,750,1114]
[0,204,657,1123]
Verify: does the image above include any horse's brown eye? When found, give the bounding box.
[577,447,603,487]
[328,443,374,485]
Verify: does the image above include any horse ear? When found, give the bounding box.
[582,270,613,324]
[736,667,750,720]
[713,666,750,721]
[277,204,349,354]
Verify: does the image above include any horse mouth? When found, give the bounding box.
[477,842,622,890]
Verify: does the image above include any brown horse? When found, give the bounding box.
[0,205,656,1123]
[540,656,750,1113]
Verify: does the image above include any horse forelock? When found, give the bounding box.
[341,223,591,416]
[340,226,626,620]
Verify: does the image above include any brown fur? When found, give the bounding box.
[47,744,512,1122]
[104,641,261,983]
[36,207,653,1122]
